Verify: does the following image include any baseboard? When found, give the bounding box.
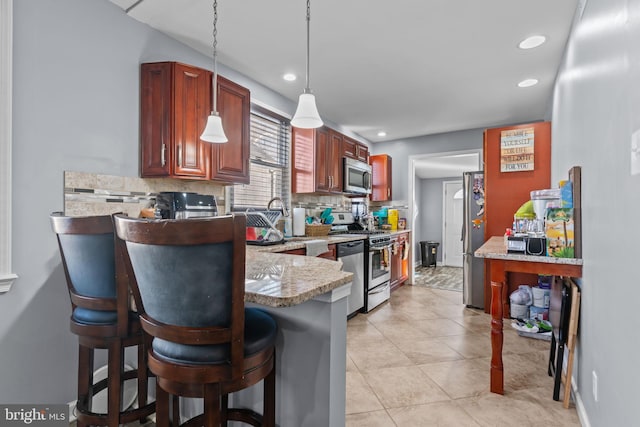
[573,382,591,427]
[68,400,77,425]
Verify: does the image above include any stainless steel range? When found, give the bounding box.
[364,233,392,312]
[330,213,392,313]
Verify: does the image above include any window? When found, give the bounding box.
[230,105,290,211]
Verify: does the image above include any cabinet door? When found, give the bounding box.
[315,127,331,192]
[282,248,306,256]
[390,238,402,288]
[140,62,172,177]
[210,75,250,184]
[356,143,369,163]
[316,244,337,260]
[173,63,210,178]
[292,127,316,193]
[140,62,210,179]
[370,154,392,201]
[328,130,343,192]
[342,137,357,159]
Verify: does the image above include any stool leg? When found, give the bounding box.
[155,382,170,427]
[172,394,180,426]
[137,339,149,423]
[107,340,123,427]
[77,344,94,427]
[263,352,276,427]
[203,383,221,427]
[221,394,228,426]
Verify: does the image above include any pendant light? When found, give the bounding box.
[200,0,228,143]
[291,0,323,129]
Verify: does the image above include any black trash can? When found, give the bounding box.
[420,241,440,268]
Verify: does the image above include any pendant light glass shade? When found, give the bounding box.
[291,0,322,129]
[200,0,227,143]
[201,112,228,143]
[291,93,323,129]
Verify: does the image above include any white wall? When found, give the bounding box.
[551,0,640,424]
[4,0,296,404]
[370,128,484,203]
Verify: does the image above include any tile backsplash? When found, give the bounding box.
[63,171,225,217]
[63,171,371,219]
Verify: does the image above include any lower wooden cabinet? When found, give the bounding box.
[390,232,410,291]
[280,244,336,260]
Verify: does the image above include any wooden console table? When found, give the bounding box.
[475,236,583,394]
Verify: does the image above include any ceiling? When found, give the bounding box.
[109,0,579,146]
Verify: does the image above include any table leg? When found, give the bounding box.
[490,280,504,394]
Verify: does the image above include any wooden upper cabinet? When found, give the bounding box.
[343,136,369,163]
[140,62,210,179]
[314,127,331,192]
[291,127,316,193]
[370,154,392,201]
[342,137,357,159]
[292,126,343,194]
[327,130,343,192]
[140,62,250,183]
[210,75,251,184]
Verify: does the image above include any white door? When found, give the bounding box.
[443,181,463,267]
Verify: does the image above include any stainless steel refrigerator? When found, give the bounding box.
[462,171,485,309]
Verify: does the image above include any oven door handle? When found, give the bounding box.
[370,244,392,251]
[369,283,390,294]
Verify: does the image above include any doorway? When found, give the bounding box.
[443,181,463,267]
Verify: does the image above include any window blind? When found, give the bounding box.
[231,106,290,211]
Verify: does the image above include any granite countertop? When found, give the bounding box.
[475,236,583,265]
[244,250,353,307]
[243,231,412,307]
[249,234,367,253]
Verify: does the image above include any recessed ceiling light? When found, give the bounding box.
[283,73,297,82]
[377,131,387,137]
[518,35,546,49]
[518,79,539,88]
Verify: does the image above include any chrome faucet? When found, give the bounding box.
[267,197,289,217]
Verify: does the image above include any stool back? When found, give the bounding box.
[50,212,131,336]
[114,213,247,381]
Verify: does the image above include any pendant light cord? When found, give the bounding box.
[212,0,219,114]
[304,0,311,93]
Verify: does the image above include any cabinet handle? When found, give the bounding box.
[178,145,182,167]
[161,143,166,167]
[329,176,332,188]
[387,188,390,198]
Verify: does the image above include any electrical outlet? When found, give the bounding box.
[592,370,598,402]
[631,130,640,176]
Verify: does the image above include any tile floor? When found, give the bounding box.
[345,284,581,427]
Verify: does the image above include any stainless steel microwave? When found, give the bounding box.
[343,157,372,194]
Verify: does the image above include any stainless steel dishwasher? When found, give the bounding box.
[337,239,365,318]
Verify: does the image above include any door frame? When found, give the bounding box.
[441,180,463,267]
[407,149,482,281]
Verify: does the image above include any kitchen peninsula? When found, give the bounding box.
[475,236,583,395]
[180,244,355,427]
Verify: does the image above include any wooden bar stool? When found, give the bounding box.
[114,213,276,427]
[50,213,155,427]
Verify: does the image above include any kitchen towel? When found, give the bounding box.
[293,208,306,236]
[305,240,328,257]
